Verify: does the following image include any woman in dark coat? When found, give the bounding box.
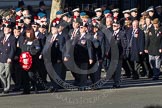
[20,27,41,94]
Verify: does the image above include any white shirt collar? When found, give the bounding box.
[148,24,152,28]
[35,31,39,37]
[59,32,62,35]
[114,29,120,34]
[74,28,79,32]
[52,34,58,38]
[5,34,10,40]
[80,32,86,39]
[15,35,19,39]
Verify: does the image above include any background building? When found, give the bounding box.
[65,0,162,12]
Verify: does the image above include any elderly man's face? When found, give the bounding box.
[132,21,139,29]
[106,17,112,26]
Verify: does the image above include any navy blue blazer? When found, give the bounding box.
[43,34,65,63]
[0,34,16,63]
[126,27,144,61]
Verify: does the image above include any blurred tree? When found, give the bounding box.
[49,0,65,31]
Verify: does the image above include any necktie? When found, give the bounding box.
[155,29,158,34]
[113,32,117,40]
[129,30,135,48]
[72,29,76,38]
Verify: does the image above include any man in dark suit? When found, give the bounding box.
[126,20,145,79]
[0,24,15,93]
[111,22,127,88]
[145,18,162,80]
[64,22,93,90]
[43,25,65,92]
[12,26,24,91]
[57,23,67,82]
[37,24,48,87]
[33,25,48,91]
[100,17,113,72]
[90,24,105,84]
[72,23,93,90]
[68,20,80,40]
[105,16,113,33]
[64,20,80,86]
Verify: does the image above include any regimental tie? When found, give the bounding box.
[113,31,118,40]
[71,29,77,39]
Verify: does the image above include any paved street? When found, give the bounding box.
[0,85,162,108]
[0,76,162,108]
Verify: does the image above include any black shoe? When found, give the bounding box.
[78,87,86,91]
[152,77,159,80]
[47,87,53,93]
[21,91,30,95]
[112,85,120,89]
[147,75,153,79]
[12,88,20,92]
[53,89,58,92]
[91,87,100,91]
[123,74,131,77]
[73,81,79,86]
[2,90,9,94]
[47,87,58,93]
[132,76,139,80]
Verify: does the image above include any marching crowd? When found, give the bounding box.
[0,1,162,94]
